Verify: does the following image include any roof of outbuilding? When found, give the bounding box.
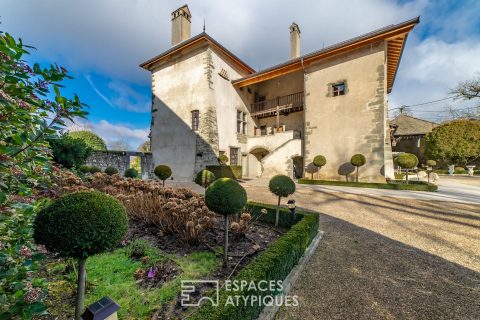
[390,114,437,136]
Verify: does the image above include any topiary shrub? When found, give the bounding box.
[218,154,229,165]
[396,153,418,184]
[268,175,296,227]
[312,155,327,179]
[454,166,466,173]
[33,191,128,319]
[78,165,91,174]
[89,166,101,174]
[195,169,216,188]
[205,178,247,267]
[426,160,437,183]
[124,168,138,178]
[104,166,118,176]
[154,165,172,186]
[350,154,366,183]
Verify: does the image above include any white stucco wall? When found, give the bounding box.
[151,45,212,181]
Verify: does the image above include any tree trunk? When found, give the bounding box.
[406,169,409,184]
[162,180,165,187]
[223,215,229,268]
[275,196,281,227]
[356,167,359,183]
[427,171,430,184]
[75,258,87,320]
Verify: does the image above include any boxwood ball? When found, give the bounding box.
[396,153,418,169]
[350,154,366,167]
[269,175,296,197]
[313,155,327,167]
[195,169,216,187]
[154,165,172,181]
[205,178,247,216]
[124,168,138,178]
[33,191,128,259]
[104,166,118,175]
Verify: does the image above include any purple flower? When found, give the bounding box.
[147,267,157,279]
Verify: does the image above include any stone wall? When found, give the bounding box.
[85,150,154,179]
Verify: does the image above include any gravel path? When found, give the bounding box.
[241,182,480,320]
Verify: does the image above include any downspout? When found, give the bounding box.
[300,58,307,178]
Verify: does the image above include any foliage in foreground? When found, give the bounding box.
[0,31,87,318]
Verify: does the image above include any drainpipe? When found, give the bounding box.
[300,58,307,178]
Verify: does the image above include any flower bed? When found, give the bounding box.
[298,178,438,192]
[188,202,319,320]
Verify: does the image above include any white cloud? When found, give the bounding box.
[107,81,150,113]
[67,119,149,150]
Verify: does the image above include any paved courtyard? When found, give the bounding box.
[240,177,480,320]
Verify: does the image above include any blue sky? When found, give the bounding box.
[1,0,479,149]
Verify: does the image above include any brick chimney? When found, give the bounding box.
[171,5,191,46]
[290,22,300,59]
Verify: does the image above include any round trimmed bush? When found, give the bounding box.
[104,166,118,175]
[33,191,128,258]
[89,166,101,174]
[205,178,247,216]
[426,160,437,167]
[79,165,91,174]
[154,165,172,186]
[269,175,296,198]
[269,175,296,227]
[195,169,216,188]
[313,155,327,168]
[350,154,366,167]
[396,153,418,169]
[205,178,247,267]
[218,154,229,165]
[124,168,138,178]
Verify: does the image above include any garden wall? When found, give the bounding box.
[85,150,155,179]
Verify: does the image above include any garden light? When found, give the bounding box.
[287,199,296,219]
[81,296,120,320]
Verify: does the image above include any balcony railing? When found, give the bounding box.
[250,91,304,118]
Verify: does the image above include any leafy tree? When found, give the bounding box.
[48,134,92,169]
[154,165,172,186]
[33,191,127,319]
[425,120,480,166]
[312,155,326,179]
[68,130,106,150]
[396,153,418,184]
[0,31,87,317]
[268,175,296,227]
[350,154,366,183]
[205,178,247,267]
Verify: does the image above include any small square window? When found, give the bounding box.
[332,82,346,96]
[191,110,199,131]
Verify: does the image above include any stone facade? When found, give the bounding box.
[86,151,154,179]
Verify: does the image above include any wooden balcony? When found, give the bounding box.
[250,91,304,118]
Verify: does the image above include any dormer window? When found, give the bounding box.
[332,82,346,96]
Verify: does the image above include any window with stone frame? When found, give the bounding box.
[329,81,347,97]
[191,110,199,131]
[237,110,247,134]
[229,147,239,165]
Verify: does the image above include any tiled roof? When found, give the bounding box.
[390,114,437,136]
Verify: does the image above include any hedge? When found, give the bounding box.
[298,179,438,192]
[188,202,319,320]
[206,165,242,179]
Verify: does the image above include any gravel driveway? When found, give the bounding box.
[241,181,480,320]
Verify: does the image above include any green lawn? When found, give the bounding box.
[47,243,219,319]
[298,178,438,192]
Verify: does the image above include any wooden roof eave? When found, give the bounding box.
[232,19,418,88]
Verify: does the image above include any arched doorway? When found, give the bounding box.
[248,147,270,177]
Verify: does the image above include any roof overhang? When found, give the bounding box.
[231,17,420,93]
[140,33,255,74]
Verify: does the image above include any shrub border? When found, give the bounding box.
[298,178,438,192]
[188,202,319,320]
